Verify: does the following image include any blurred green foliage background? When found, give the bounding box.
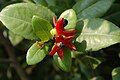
[0,0,120,80]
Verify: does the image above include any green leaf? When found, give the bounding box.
[32,16,53,41]
[112,67,120,80]
[45,0,56,7]
[0,3,55,39]
[59,9,77,29]
[104,3,120,16]
[79,56,102,79]
[104,4,120,26]
[105,12,120,26]
[8,31,23,46]
[76,18,120,51]
[33,0,48,6]
[23,0,34,3]
[73,0,98,14]
[26,42,47,65]
[53,48,72,72]
[81,56,101,70]
[73,0,115,20]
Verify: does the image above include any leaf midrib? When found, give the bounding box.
[29,49,46,63]
[30,49,40,61]
[37,22,50,41]
[0,14,31,25]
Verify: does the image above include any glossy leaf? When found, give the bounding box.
[0,3,55,39]
[32,16,53,41]
[104,3,120,16]
[26,42,47,65]
[53,48,72,72]
[73,0,115,20]
[76,18,120,51]
[112,67,120,80]
[9,31,23,46]
[59,9,77,29]
[104,3,120,26]
[73,0,98,14]
[105,12,120,26]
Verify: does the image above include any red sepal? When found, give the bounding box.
[57,48,64,59]
[63,29,77,37]
[55,18,64,35]
[49,44,60,56]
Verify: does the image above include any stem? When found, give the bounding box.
[0,31,28,80]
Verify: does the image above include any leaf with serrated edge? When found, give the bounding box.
[76,18,120,51]
[0,3,55,39]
